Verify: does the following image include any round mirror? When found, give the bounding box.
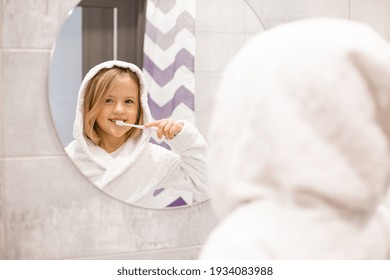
[49,0,262,209]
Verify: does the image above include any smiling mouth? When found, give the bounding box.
[110,119,127,123]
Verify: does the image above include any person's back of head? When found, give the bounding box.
[200,18,390,259]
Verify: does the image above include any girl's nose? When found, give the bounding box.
[113,103,124,113]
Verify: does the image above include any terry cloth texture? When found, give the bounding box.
[199,18,390,259]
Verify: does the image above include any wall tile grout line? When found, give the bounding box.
[3,154,67,161]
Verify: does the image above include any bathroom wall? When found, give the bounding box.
[195,0,390,139]
[0,0,217,260]
[195,0,261,139]
[1,0,390,260]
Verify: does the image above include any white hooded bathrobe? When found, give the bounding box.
[65,60,208,208]
[200,18,390,259]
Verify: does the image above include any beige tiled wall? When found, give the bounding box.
[0,0,218,260]
[3,51,59,157]
[195,0,261,139]
[2,0,390,260]
[350,0,390,39]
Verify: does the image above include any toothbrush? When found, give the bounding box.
[115,120,157,131]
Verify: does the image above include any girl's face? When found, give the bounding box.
[96,76,140,148]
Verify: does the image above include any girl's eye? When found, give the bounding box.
[105,99,113,104]
[125,99,134,104]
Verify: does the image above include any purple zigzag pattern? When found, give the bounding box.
[147,85,194,120]
[145,0,195,149]
[143,49,194,87]
[150,138,171,150]
[145,12,194,51]
[149,0,178,14]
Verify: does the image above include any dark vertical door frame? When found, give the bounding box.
[78,0,147,76]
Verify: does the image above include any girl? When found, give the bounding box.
[65,60,208,208]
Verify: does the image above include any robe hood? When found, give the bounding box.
[200,18,390,259]
[73,60,152,142]
[71,60,152,187]
[66,60,208,208]
[208,18,390,222]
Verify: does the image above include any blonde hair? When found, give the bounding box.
[83,66,144,145]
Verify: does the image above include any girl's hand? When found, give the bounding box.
[144,119,183,139]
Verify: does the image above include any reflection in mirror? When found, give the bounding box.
[49,0,261,209]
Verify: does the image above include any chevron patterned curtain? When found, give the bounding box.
[143,0,195,148]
